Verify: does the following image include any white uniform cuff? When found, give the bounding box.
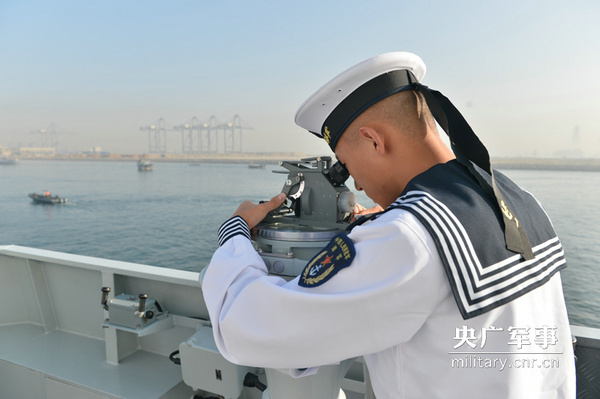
[218,215,251,246]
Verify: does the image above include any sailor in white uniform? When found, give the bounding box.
[202,52,576,398]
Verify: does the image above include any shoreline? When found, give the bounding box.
[13,152,313,165]
[7,153,600,171]
[492,157,600,172]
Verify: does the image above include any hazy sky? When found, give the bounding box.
[1,0,599,157]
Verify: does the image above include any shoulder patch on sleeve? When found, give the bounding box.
[298,233,355,288]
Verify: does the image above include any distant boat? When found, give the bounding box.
[28,192,68,205]
[0,156,18,165]
[137,159,153,171]
[248,163,265,169]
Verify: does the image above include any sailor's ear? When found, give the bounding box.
[358,126,386,154]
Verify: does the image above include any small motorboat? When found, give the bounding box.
[28,192,68,205]
[137,159,153,171]
[0,156,18,165]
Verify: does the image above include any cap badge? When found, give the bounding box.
[323,126,332,144]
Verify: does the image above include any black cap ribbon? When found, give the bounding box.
[415,84,534,260]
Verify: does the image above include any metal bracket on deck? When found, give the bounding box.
[101,289,172,336]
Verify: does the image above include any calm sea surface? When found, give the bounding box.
[1,160,598,328]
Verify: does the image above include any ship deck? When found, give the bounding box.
[0,323,189,398]
[0,245,597,398]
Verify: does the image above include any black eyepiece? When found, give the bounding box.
[328,161,349,186]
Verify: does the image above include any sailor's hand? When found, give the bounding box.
[233,193,287,230]
[351,203,384,222]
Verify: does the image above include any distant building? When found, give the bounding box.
[553,149,584,158]
[19,147,56,156]
[83,146,110,157]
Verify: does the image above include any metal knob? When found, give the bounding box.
[138,294,148,312]
[101,287,111,309]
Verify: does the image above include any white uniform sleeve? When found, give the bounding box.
[202,211,448,369]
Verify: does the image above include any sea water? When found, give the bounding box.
[1,160,598,328]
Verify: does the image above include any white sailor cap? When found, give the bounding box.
[295,52,427,151]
